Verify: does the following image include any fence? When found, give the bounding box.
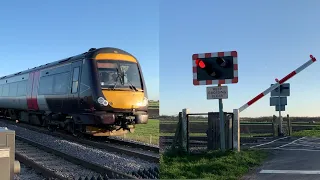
[160,111,320,153]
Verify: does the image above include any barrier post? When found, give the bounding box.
[181,108,189,152]
[232,109,240,152]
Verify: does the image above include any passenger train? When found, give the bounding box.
[0,47,149,136]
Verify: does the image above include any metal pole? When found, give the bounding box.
[218,84,225,151]
[278,93,283,136]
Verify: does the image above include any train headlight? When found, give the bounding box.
[142,97,148,106]
[97,97,109,106]
[98,97,104,104]
[102,100,109,106]
[137,97,148,107]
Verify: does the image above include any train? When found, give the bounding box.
[0,47,149,136]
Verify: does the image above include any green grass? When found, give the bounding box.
[160,132,273,137]
[160,149,268,180]
[118,119,159,145]
[148,100,159,110]
[292,126,320,137]
[160,132,206,136]
[241,133,273,137]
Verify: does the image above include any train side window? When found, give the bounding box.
[53,72,69,95]
[39,75,54,95]
[17,81,27,96]
[2,84,9,97]
[9,82,18,97]
[71,67,80,94]
[72,67,80,81]
[0,85,3,97]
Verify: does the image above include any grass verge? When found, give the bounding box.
[160,133,273,137]
[292,127,320,137]
[160,149,268,180]
[118,119,159,145]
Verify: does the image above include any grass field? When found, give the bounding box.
[148,100,159,110]
[160,132,272,137]
[160,149,268,180]
[118,119,159,145]
[292,126,320,137]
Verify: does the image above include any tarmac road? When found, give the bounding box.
[241,136,320,180]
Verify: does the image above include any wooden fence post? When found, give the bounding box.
[272,115,278,137]
[287,114,292,136]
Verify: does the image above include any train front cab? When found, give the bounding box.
[90,51,149,135]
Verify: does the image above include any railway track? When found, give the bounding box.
[0,119,159,179]
[15,135,134,180]
[1,117,159,163]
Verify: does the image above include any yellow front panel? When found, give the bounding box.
[102,90,144,109]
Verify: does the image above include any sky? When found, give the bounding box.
[160,0,320,117]
[0,0,159,101]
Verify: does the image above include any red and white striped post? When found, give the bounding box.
[233,55,317,152]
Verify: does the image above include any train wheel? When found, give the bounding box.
[69,122,81,137]
[48,124,56,132]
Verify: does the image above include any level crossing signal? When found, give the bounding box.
[192,51,238,85]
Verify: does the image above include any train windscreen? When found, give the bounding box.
[97,61,143,91]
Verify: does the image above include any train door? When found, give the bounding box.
[27,71,40,111]
[68,60,82,112]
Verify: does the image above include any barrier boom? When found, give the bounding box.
[239,55,317,113]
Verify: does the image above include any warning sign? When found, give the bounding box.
[206,86,228,100]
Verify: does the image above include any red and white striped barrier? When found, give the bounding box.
[239,55,317,113]
[233,55,317,152]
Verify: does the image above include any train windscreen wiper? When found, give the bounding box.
[124,74,138,92]
[111,66,123,90]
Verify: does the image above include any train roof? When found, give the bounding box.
[0,47,137,80]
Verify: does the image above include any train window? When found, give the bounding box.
[17,81,27,96]
[72,81,78,93]
[39,75,54,95]
[53,72,69,94]
[2,84,9,97]
[9,83,18,97]
[71,67,80,93]
[72,67,80,81]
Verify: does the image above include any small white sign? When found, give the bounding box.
[206,86,228,100]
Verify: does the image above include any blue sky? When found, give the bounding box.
[160,0,320,117]
[0,0,159,100]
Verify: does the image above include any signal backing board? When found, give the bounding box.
[192,51,238,86]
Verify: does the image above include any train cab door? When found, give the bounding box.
[68,60,82,113]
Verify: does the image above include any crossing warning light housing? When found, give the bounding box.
[192,51,238,85]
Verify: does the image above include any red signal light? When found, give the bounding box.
[196,59,206,69]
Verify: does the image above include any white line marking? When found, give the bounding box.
[258,147,320,152]
[293,142,319,148]
[275,137,305,149]
[280,148,320,152]
[249,136,288,149]
[276,137,305,149]
[260,170,320,174]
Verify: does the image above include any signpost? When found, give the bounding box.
[270,83,290,135]
[193,51,238,151]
